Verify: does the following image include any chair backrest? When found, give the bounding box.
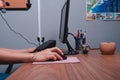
[5,64,14,74]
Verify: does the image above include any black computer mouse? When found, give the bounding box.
[47,53,67,61]
[59,53,67,60]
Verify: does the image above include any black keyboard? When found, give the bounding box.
[33,40,56,52]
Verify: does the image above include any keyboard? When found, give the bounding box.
[33,40,56,52]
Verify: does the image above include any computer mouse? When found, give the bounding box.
[58,53,67,60]
[47,53,67,61]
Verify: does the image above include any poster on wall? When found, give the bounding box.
[86,0,120,20]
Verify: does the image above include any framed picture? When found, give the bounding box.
[0,0,31,10]
[86,0,120,20]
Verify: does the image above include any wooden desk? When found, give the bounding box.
[6,50,120,80]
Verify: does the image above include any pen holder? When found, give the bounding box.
[75,37,83,50]
[82,44,89,54]
[75,41,82,50]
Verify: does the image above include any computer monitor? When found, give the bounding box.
[59,0,78,55]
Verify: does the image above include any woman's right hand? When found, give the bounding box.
[32,47,63,62]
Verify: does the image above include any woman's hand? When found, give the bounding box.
[32,47,63,62]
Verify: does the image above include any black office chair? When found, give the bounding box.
[0,64,13,80]
[5,64,14,74]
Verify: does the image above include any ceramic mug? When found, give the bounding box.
[100,42,116,55]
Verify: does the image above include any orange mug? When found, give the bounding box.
[100,42,116,55]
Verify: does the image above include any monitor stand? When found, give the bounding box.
[64,39,79,55]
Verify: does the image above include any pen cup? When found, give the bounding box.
[75,42,82,50]
[82,44,89,54]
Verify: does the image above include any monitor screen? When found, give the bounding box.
[59,0,78,55]
[59,0,70,43]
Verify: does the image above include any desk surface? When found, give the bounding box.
[6,50,120,80]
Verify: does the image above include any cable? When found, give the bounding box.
[0,12,38,46]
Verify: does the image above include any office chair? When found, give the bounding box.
[0,64,13,80]
[5,64,14,74]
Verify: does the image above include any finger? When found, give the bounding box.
[46,54,57,61]
[54,53,63,60]
[49,47,63,55]
[47,52,63,61]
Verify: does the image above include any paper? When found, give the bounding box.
[32,57,80,65]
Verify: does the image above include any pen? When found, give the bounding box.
[75,29,80,50]
[82,31,86,45]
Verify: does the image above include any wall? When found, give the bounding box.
[0,0,38,73]
[0,0,38,49]
[69,0,120,50]
[41,0,120,51]
[0,0,120,73]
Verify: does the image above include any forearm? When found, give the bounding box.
[0,48,35,53]
[11,48,35,53]
[0,47,64,64]
[0,50,34,64]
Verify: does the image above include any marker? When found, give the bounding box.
[82,31,86,45]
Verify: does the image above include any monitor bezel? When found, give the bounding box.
[59,0,70,43]
[59,0,79,55]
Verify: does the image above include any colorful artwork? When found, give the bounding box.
[86,0,120,20]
